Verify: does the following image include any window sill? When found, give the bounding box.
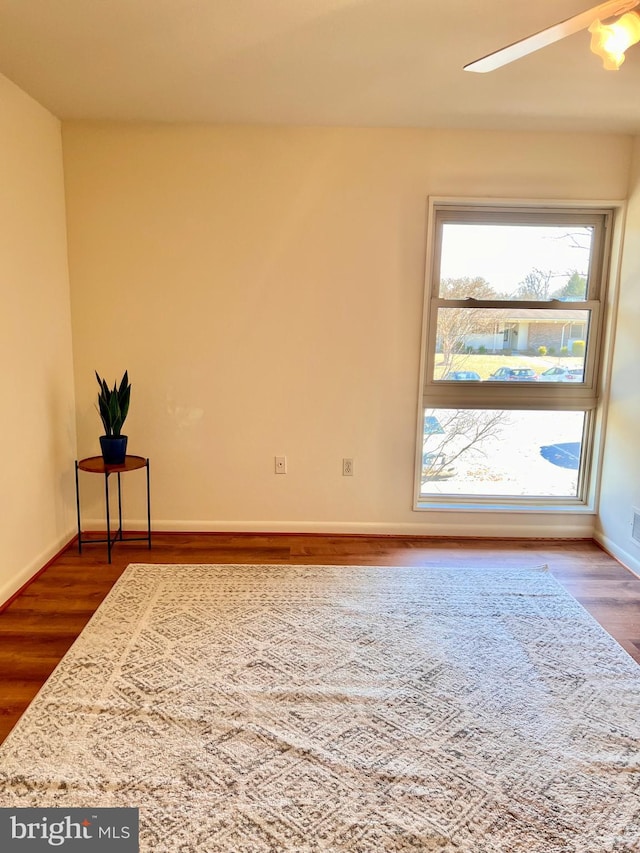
[414,499,596,514]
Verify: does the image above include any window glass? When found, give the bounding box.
[439,223,592,300]
[421,409,586,499]
[431,308,590,382]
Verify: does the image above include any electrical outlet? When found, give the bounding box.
[275,456,287,474]
[343,457,354,476]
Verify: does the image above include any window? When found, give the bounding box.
[416,201,613,509]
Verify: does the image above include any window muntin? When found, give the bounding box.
[417,202,612,508]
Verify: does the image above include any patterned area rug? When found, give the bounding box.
[1,563,639,851]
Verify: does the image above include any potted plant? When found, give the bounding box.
[95,370,131,465]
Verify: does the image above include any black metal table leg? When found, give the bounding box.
[105,471,112,563]
[117,471,123,542]
[146,459,152,550]
[75,460,82,554]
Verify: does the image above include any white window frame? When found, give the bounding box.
[414,198,620,512]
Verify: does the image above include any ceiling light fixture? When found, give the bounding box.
[463,1,640,74]
[589,11,640,68]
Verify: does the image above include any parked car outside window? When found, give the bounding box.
[539,366,584,382]
[422,451,457,481]
[443,370,481,381]
[487,367,539,381]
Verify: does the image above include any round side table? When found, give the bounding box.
[75,455,151,563]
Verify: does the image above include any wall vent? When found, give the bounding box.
[633,508,640,547]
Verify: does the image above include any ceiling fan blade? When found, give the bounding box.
[464,0,640,72]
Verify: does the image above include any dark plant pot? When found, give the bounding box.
[99,435,128,465]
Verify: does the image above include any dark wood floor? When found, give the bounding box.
[1,533,639,745]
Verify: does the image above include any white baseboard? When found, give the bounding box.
[593,532,640,578]
[0,528,76,609]
[82,516,595,539]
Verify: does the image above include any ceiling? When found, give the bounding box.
[1,0,640,133]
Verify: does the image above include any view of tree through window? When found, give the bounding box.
[421,409,585,498]
[418,205,611,506]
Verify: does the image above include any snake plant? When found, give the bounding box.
[95,370,131,437]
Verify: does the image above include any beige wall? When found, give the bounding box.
[596,136,640,575]
[0,74,76,604]
[63,123,632,538]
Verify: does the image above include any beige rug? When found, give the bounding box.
[1,563,639,851]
